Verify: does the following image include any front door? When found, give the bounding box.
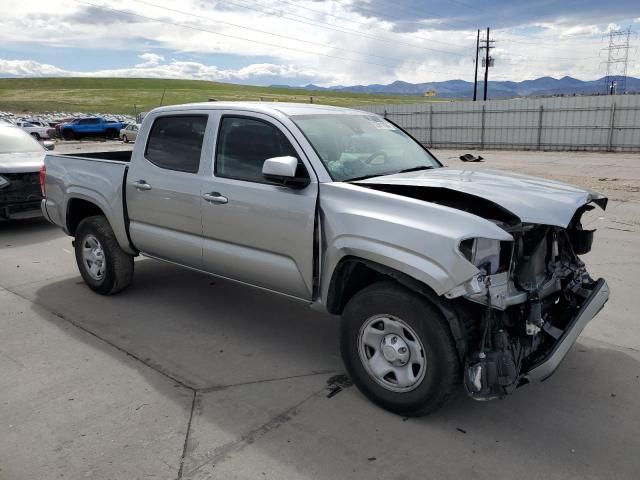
[126,113,210,268]
[201,113,318,300]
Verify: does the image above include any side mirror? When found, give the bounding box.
[43,141,55,151]
[262,156,309,189]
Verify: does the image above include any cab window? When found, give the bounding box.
[145,115,207,173]
[215,116,300,184]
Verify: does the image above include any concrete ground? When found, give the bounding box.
[1,142,639,479]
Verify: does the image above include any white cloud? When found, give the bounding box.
[0,59,67,77]
[0,57,342,86]
[0,0,637,85]
[136,53,165,67]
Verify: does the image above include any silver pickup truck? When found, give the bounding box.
[41,102,609,416]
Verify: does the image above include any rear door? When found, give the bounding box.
[200,112,318,300]
[126,112,212,268]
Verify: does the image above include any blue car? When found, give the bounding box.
[60,117,125,140]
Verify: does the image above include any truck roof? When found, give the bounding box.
[150,102,369,118]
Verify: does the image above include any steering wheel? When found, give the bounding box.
[364,151,388,164]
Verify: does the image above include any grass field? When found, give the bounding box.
[0,77,447,114]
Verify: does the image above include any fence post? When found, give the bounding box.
[537,105,544,150]
[383,109,387,119]
[607,102,617,152]
[429,105,433,147]
[480,104,486,149]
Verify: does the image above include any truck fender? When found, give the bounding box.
[322,251,469,361]
[64,188,135,255]
[322,236,456,302]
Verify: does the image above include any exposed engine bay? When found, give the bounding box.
[461,210,602,399]
[358,181,609,401]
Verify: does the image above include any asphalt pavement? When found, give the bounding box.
[1,144,638,479]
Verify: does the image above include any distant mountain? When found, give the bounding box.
[272,76,640,99]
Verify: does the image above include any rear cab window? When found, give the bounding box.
[144,115,208,173]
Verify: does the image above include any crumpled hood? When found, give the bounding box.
[356,167,607,227]
[0,151,45,174]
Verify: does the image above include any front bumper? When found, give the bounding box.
[525,278,609,382]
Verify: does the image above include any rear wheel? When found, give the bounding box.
[123,135,129,143]
[31,132,41,140]
[75,216,134,295]
[340,281,460,416]
[62,130,74,141]
[106,128,117,139]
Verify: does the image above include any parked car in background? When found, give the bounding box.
[54,117,75,137]
[0,123,54,220]
[14,120,52,140]
[59,117,125,140]
[42,102,609,416]
[119,123,140,143]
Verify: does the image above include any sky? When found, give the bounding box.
[1,0,639,87]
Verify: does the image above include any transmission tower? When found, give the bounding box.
[603,27,632,94]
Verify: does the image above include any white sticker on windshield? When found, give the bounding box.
[366,115,397,130]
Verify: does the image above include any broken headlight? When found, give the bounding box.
[459,238,512,275]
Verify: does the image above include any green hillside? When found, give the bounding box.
[0,77,446,114]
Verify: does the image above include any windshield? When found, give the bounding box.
[0,126,44,154]
[291,114,440,181]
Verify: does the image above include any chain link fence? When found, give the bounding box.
[357,94,640,152]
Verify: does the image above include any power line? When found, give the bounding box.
[72,0,397,68]
[330,0,479,31]
[223,0,467,56]
[126,0,406,64]
[443,0,483,12]
[262,0,474,44]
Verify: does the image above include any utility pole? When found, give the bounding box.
[473,29,480,101]
[603,27,632,94]
[480,27,495,101]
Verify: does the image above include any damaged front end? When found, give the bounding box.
[448,204,609,400]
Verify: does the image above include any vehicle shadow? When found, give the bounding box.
[30,259,640,479]
[33,258,343,389]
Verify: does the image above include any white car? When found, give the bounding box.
[14,120,51,140]
[119,123,140,143]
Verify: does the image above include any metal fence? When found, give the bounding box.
[357,94,640,152]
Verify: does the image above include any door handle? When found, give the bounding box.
[203,192,228,204]
[133,180,152,191]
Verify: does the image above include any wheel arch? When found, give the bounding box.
[64,193,136,255]
[326,256,469,361]
[66,197,107,235]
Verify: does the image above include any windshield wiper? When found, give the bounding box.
[347,173,387,182]
[396,165,435,174]
[348,165,435,183]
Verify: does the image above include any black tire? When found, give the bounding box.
[105,129,117,139]
[123,135,129,143]
[74,215,134,295]
[31,132,41,140]
[341,281,460,416]
[62,130,74,141]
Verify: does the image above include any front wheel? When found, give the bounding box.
[31,132,41,140]
[340,282,461,416]
[75,215,134,295]
[122,135,129,143]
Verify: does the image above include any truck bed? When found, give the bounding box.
[58,150,133,162]
[42,151,134,254]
